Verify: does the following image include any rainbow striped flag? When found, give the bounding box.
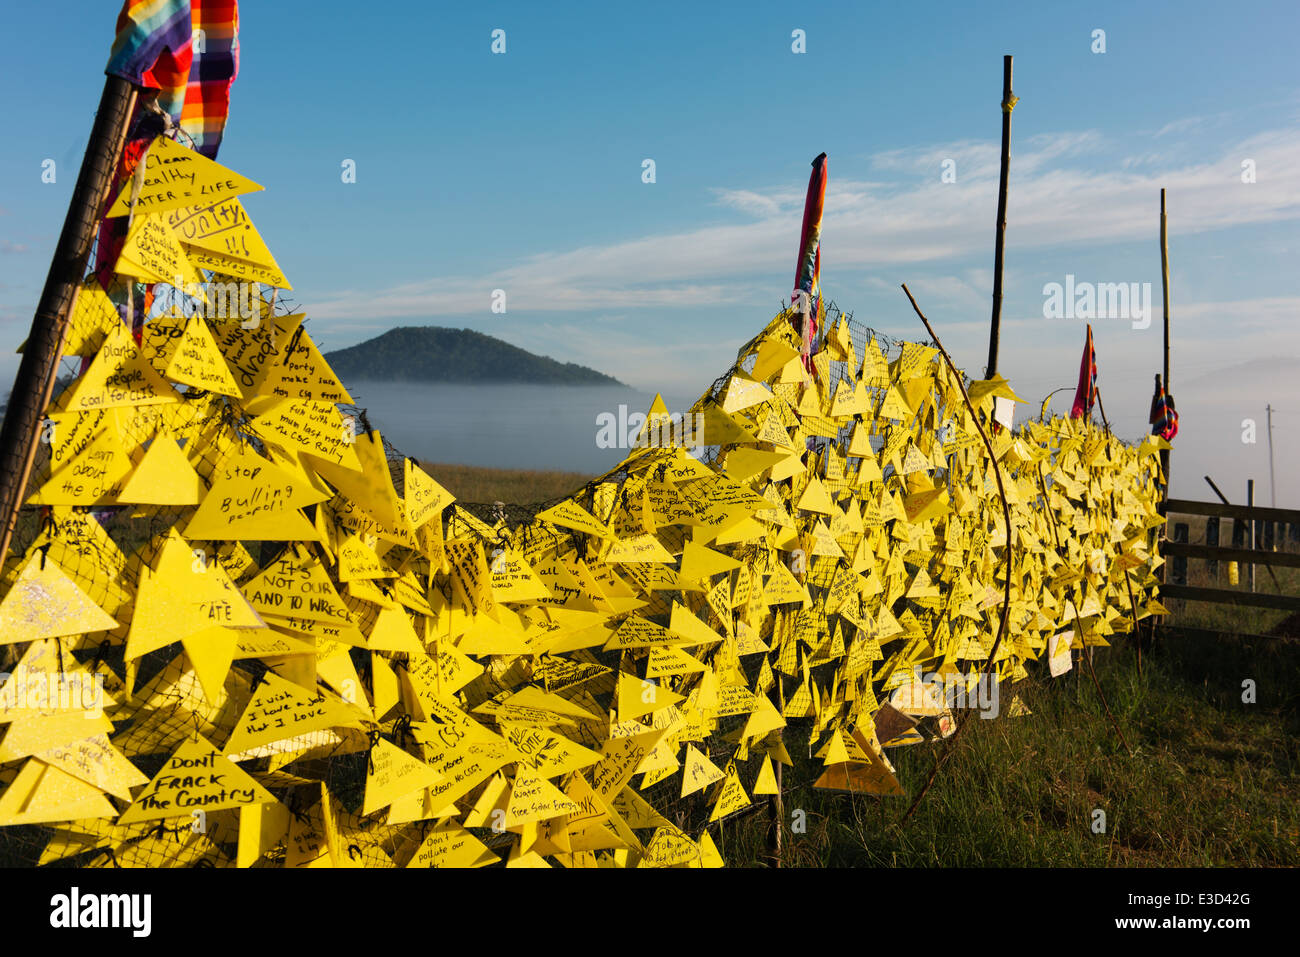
[105,0,240,159]
[95,1,242,325]
[105,0,193,89]
[180,0,240,159]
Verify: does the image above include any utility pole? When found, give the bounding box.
[1266,404,1275,507]
[1247,479,1256,593]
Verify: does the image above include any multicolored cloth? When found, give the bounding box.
[178,0,240,159]
[1149,374,1179,441]
[96,2,241,309]
[105,0,240,159]
[1069,323,1097,419]
[793,153,827,371]
[105,0,193,90]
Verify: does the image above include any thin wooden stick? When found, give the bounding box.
[899,283,1015,826]
[1037,463,1062,549]
[1069,592,1133,752]
[1096,385,1146,676]
[1122,566,1144,679]
[1159,189,1172,500]
[1095,388,1112,438]
[986,55,1015,379]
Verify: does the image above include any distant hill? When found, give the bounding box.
[323,327,623,386]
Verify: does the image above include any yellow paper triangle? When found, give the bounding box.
[166,196,289,287]
[0,759,118,825]
[115,214,206,290]
[52,323,178,412]
[681,745,725,797]
[185,446,326,541]
[106,135,264,217]
[118,732,279,823]
[224,670,363,757]
[362,738,443,816]
[0,554,119,644]
[118,434,205,505]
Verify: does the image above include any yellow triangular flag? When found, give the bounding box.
[166,196,290,288]
[115,214,206,291]
[179,626,241,703]
[106,135,264,217]
[224,670,364,757]
[406,820,499,868]
[242,545,352,626]
[0,554,119,644]
[0,760,118,825]
[259,330,353,405]
[753,754,779,795]
[118,732,278,823]
[52,323,178,412]
[667,601,723,646]
[681,744,725,797]
[404,460,455,529]
[27,420,135,506]
[118,434,205,505]
[708,764,751,821]
[156,313,243,396]
[679,539,741,586]
[362,738,442,816]
[615,672,684,722]
[646,645,708,679]
[503,766,584,827]
[185,446,326,541]
[126,531,264,661]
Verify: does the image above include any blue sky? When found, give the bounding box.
[2,1,1299,499]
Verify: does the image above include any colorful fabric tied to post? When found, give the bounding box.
[105,0,241,159]
[792,152,828,372]
[1149,374,1179,441]
[96,0,242,308]
[1069,323,1097,419]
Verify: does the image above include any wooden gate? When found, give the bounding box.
[1160,499,1300,622]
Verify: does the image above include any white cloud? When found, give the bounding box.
[308,124,1300,330]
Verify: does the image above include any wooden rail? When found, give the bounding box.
[1160,498,1299,622]
[1164,498,1300,525]
[1162,542,1300,570]
[1158,585,1300,612]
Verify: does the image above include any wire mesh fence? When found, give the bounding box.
[0,174,1163,871]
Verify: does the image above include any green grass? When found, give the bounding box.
[720,629,1300,867]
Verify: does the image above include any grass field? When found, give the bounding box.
[723,627,1299,867]
[419,461,594,505]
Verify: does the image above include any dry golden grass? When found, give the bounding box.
[418,461,592,505]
